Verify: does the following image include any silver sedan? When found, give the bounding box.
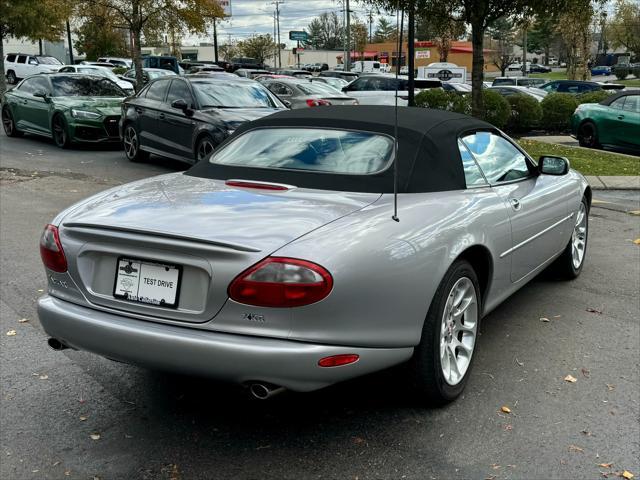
[38,106,590,405]
[262,78,358,108]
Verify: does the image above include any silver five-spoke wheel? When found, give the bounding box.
[571,202,587,269]
[196,137,215,161]
[124,126,138,159]
[439,277,478,386]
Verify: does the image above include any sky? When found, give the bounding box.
[186,0,396,47]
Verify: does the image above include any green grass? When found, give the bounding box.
[517,139,640,176]
[529,70,568,80]
[618,78,640,87]
[528,69,640,86]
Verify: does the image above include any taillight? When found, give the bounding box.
[318,354,359,367]
[228,257,333,307]
[39,224,67,272]
[306,99,332,107]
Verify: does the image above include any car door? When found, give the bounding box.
[160,78,197,159]
[266,82,294,106]
[136,78,171,151]
[12,76,51,134]
[618,95,640,147]
[461,131,572,283]
[15,55,28,78]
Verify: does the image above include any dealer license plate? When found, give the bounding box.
[113,257,181,308]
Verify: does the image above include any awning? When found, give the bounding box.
[336,51,379,59]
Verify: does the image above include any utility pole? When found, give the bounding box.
[273,11,277,67]
[213,18,219,63]
[367,10,373,44]
[66,19,74,64]
[407,2,415,106]
[345,0,351,71]
[272,0,284,69]
[521,27,527,77]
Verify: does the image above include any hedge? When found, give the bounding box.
[577,90,611,104]
[480,89,511,129]
[540,93,579,132]
[414,89,470,115]
[614,66,629,80]
[506,94,542,132]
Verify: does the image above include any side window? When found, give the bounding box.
[462,132,531,184]
[18,77,49,94]
[28,56,38,65]
[166,79,193,106]
[59,67,74,73]
[622,95,639,113]
[268,83,291,96]
[17,55,27,64]
[145,79,169,101]
[6,54,16,62]
[458,140,487,187]
[610,97,626,110]
[348,78,370,91]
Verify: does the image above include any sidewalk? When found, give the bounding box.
[585,176,640,190]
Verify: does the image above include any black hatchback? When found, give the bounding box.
[119,75,286,164]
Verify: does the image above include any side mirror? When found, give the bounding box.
[341,86,348,92]
[33,90,49,100]
[171,98,188,110]
[538,155,570,175]
[282,99,292,109]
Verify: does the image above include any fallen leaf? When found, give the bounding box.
[586,307,603,314]
[256,445,271,450]
[540,317,550,322]
[553,315,562,318]
[622,471,634,479]
[90,433,101,441]
[581,430,592,436]
[500,406,511,414]
[629,210,640,216]
[64,471,71,476]
[568,444,584,453]
[491,463,501,470]
[564,374,578,383]
[503,424,513,431]
[39,374,48,380]
[18,318,28,323]
[52,461,61,466]
[32,470,39,473]
[79,416,88,421]
[37,289,44,293]
[633,239,640,245]
[607,384,615,391]
[352,436,366,444]
[5,330,16,336]
[581,368,590,378]
[515,358,524,366]
[599,463,613,468]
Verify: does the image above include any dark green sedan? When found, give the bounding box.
[1,73,127,148]
[571,90,640,151]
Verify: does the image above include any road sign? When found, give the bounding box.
[289,31,308,41]
[218,0,232,16]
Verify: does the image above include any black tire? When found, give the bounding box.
[52,114,71,148]
[549,198,589,279]
[123,123,149,162]
[6,71,17,85]
[409,260,482,406]
[2,106,23,137]
[195,134,216,162]
[577,121,600,149]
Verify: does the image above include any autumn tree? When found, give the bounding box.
[351,19,369,64]
[75,4,130,60]
[488,17,516,76]
[556,0,594,80]
[238,35,276,64]
[218,41,240,61]
[304,12,343,50]
[1,0,71,92]
[607,0,640,58]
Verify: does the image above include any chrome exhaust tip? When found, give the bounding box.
[47,338,68,351]
[248,382,286,400]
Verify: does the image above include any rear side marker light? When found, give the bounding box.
[225,180,291,191]
[39,224,67,273]
[318,354,360,367]
[228,257,333,308]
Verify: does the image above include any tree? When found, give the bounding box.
[75,4,129,60]
[83,0,223,90]
[304,12,343,50]
[607,0,640,58]
[488,17,516,75]
[219,41,239,61]
[374,17,396,42]
[351,20,369,61]
[527,16,559,65]
[556,0,594,80]
[428,5,466,61]
[0,0,71,93]
[238,34,276,64]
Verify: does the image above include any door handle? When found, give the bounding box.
[617,115,624,120]
[158,113,165,120]
[22,100,28,105]
[135,107,143,114]
[509,198,521,211]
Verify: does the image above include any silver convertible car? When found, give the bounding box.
[38,107,591,404]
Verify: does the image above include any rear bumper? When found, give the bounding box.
[38,296,413,392]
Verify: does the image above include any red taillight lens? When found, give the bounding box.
[318,354,360,367]
[306,99,332,107]
[225,180,290,191]
[228,257,333,307]
[39,224,67,272]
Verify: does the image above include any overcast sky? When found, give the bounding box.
[187,0,396,46]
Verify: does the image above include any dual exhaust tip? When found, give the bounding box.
[47,337,69,351]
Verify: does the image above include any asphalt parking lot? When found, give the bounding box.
[1,131,638,480]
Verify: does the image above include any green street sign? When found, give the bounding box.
[289,31,308,41]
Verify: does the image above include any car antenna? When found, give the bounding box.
[392,2,403,223]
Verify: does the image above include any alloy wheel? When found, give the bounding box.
[52,116,66,146]
[7,72,16,85]
[579,124,596,148]
[124,126,138,159]
[571,202,587,269]
[2,109,13,135]
[197,137,215,161]
[439,277,478,386]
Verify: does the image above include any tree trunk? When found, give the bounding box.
[470,20,484,119]
[544,45,550,65]
[132,1,144,92]
[0,29,6,94]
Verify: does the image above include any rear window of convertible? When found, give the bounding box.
[210,128,394,175]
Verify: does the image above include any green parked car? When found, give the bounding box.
[571,90,640,151]
[1,73,127,148]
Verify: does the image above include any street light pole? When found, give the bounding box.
[66,19,74,64]
[213,18,219,63]
[272,0,284,69]
[345,0,351,71]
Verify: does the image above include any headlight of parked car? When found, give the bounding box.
[71,109,102,119]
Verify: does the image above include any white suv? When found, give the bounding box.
[4,53,62,84]
[97,57,133,68]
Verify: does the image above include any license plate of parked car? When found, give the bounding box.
[113,258,181,308]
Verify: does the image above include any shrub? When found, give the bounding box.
[577,90,610,104]
[112,66,127,75]
[480,89,511,129]
[506,94,542,132]
[614,66,629,80]
[415,89,471,115]
[540,93,579,132]
[633,66,640,79]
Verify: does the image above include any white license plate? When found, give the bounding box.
[113,258,181,308]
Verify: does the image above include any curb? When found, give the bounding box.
[585,176,640,190]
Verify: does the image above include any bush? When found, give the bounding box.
[415,89,470,115]
[633,66,640,79]
[506,94,542,132]
[112,66,127,75]
[540,93,579,132]
[614,66,629,80]
[577,90,610,104]
[480,89,511,129]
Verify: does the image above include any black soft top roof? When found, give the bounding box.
[186,106,496,193]
[599,89,640,106]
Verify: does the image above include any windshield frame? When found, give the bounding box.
[208,126,396,176]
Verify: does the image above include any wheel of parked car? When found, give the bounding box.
[577,121,600,149]
[409,259,481,405]
[123,124,149,162]
[2,106,23,137]
[51,114,71,149]
[6,71,17,85]
[550,197,589,279]
[195,135,215,162]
